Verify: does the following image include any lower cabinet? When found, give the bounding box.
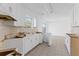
[65,34,79,56]
[23,37,32,55]
[3,38,23,54]
[0,41,4,50]
[71,37,79,56]
[3,33,43,55]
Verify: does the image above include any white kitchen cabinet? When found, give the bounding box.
[0,41,4,50]
[23,34,42,55]
[38,34,42,42]
[4,38,23,53]
[38,34,43,43]
[23,37,32,55]
[3,33,43,55]
[32,36,38,48]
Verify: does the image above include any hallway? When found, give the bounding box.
[27,37,69,56]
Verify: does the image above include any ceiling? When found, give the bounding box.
[20,3,53,16]
[0,3,75,19]
[18,3,74,18]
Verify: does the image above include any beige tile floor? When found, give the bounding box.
[26,36,69,56]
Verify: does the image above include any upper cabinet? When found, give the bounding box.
[72,4,79,26]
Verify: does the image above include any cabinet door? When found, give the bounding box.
[4,38,23,53]
[39,34,43,43]
[0,41,4,49]
[31,35,37,48]
[4,39,19,49]
[35,34,40,44]
[23,37,32,54]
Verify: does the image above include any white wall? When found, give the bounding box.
[36,4,73,36]
[71,4,79,35]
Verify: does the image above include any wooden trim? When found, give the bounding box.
[0,14,16,21]
[0,48,22,56]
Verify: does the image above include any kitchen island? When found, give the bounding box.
[65,33,79,56]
